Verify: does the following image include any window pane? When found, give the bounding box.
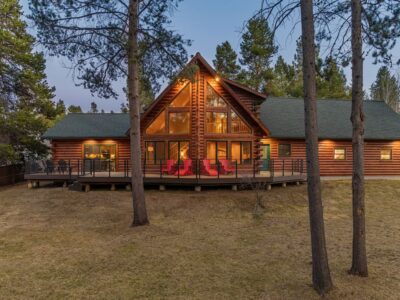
[169,142,179,161]
[334,148,345,160]
[169,112,190,134]
[169,141,189,161]
[217,142,227,160]
[231,111,251,134]
[206,112,227,133]
[145,142,155,164]
[146,111,165,134]
[206,141,216,161]
[380,149,391,160]
[231,142,241,162]
[180,142,190,160]
[242,142,251,164]
[278,144,291,157]
[170,84,190,107]
[206,84,226,107]
[84,144,115,160]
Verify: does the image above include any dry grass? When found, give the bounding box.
[0,181,399,299]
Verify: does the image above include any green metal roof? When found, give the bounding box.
[43,113,130,139]
[260,97,400,140]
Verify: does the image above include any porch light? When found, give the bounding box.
[215,76,220,82]
[148,145,154,152]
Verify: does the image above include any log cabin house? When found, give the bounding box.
[26,53,400,189]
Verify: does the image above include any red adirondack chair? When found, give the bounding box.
[174,159,192,176]
[219,159,234,175]
[202,159,218,176]
[162,160,176,175]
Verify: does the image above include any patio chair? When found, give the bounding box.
[161,160,176,175]
[219,159,234,175]
[45,160,54,174]
[202,159,218,176]
[58,159,67,174]
[174,159,192,176]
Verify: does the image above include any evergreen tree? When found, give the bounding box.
[90,102,98,113]
[0,0,59,162]
[120,103,129,113]
[213,41,241,80]
[267,56,295,97]
[319,57,351,99]
[67,105,82,113]
[370,66,400,110]
[239,16,277,92]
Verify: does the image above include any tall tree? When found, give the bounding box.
[258,0,333,294]
[370,66,400,110]
[213,41,241,80]
[0,0,59,163]
[239,15,278,92]
[68,105,83,113]
[29,0,190,226]
[267,56,295,97]
[319,57,351,99]
[90,102,98,113]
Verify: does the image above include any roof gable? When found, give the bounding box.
[260,97,400,140]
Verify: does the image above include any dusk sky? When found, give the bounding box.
[21,0,400,112]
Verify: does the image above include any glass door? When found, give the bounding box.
[260,144,270,171]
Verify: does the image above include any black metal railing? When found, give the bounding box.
[25,158,304,180]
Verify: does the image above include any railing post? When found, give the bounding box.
[160,160,162,179]
[282,160,285,177]
[108,160,111,177]
[292,159,294,176]
[253,159,256,178]
[177,159,180,179]
[93,160,96,177]
[68,160,71,179]
[235,160,238,179]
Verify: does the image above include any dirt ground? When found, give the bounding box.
[0,181,399,299]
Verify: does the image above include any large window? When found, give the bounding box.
[84,144,116,160]
[145,141,165,164]
[206,112,227,133]
[145,83,190,135]
[169,112,190,134]
[278,144,291,157]
[206,83,226,107]
[334,148,346,160]
[380,149,392,160]
[168,141,190,162]
[206,141,227,162]
[231,111,251,134]
[146,111,165,134]
[231,142,252,164]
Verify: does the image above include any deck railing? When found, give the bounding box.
[25,158,304,180]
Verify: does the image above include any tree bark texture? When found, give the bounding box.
[300,0,333,295]
[349,0,368,276]
[128,0,149,226]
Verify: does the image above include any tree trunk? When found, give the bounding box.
[128,0,149,226]
[349,0,368,276]
[300,0,333,295]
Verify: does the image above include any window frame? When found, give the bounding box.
[144,141,166,164]
[278,143,291,157]
[168,141,190,163]
[83,143,117,160]
[380,148,392,160]
[206,141,228,162]
[205,82,252,135]
[333,147,346,160]
[231,141,252,164]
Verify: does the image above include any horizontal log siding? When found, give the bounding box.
[261,138,400,176]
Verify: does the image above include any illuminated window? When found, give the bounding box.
[169,112,190,134]
[170,84,190,107]
[206,141,227,162]
[83,143,116,172]
[145,141,165,164]
[206,112,227,133]
[231,111,251,134]
[380,149,392,160]
[146,111,165,134]
[278,144,291,157]
[206,84,226,107]
[231,142,252,164]
[334,148,346,160]
[168,141,189,162]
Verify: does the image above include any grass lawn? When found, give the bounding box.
[0,181,399,299]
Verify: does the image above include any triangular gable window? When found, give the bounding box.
[170,84,190,107]
[146,111,165,134]
[206,83,227,107]
[231,111,251,134]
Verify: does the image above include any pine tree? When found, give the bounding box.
[213,41,241,80]
[90,102,98,113]
[267,56,295,97]
[239,15,277,92]
[319,57,351,99]
[0,0,59,162]
[67,105,82,113]
[370,66,400,110]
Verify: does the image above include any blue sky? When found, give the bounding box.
[21,0,399,112]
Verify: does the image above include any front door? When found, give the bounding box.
[260,144,270,171]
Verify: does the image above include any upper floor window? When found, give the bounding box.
[146,111,165,134]
[231,111,251,134]
[206,112,227,133]
[206,83,227,107]
[170,83,190,107]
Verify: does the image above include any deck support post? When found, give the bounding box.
[266,184,272,191]
[63,181,68,188]
[35,181,40,188]
[28,181,33,189]
[282,182,286,188]
[296,181,300,186]
[159,185,166,191]
[111,184,116,191]
[85,184,90,192]
[125,184,131,191]
[231,184,238,191]
[194,186,201,192]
